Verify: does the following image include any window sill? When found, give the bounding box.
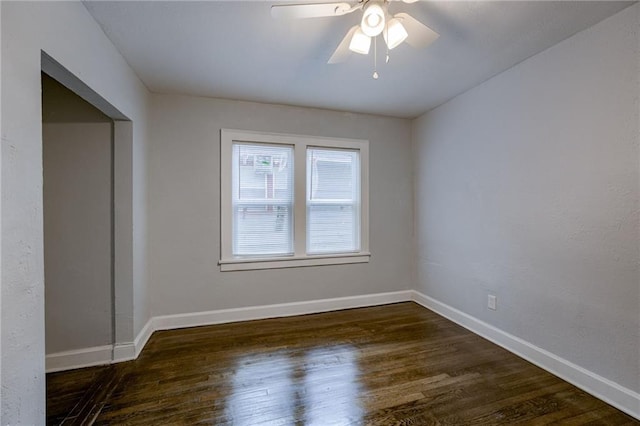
[219,252,371,272]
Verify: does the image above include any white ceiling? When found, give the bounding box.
[83,1,632,118]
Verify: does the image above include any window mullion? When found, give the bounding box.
[359,144,369,253]
[293,142,307,256]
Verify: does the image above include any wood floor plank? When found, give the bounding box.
[46,302,638,425]
[46,365,111,425]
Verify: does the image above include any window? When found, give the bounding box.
[233,143,294,257]
[220,129,369,271]
[306,148,360,254]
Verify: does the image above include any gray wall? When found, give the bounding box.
[1,2,150,422]
[43,75,113,354]
[412,3,639,394]
[149,95,413,316]
[42,73,113,124]
[43,122,112,353]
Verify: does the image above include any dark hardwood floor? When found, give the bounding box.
[47,302,638,425]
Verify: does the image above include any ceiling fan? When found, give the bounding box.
[271,0,439,74]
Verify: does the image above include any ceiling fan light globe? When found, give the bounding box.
[349,28,371,55]
[366,14,381,27]
[361,2,385,37]
[384,18,408,49]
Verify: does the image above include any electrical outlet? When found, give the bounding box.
[488,294,497,311]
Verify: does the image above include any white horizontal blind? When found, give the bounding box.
[232,143,294,257]
[306,148,360,254]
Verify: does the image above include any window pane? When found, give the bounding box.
[233,143,293,256]
[234,204,293,256]
[308,149,357,201]
[307,205,357,253]
[307,148,360,254]
[235,144,293,202]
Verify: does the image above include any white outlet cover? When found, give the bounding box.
[488,294,497,310]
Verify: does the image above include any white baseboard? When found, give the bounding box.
[152,290,413,331]
[112,318,156,362]
[112,342,135,363]
[411,290,640,420]
[133,317,155,358]
[46,345,112,373]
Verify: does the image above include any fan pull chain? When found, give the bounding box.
[373,37,379,79]
[384,21,390,63]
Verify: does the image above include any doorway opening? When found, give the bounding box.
[42,72,114,364]
[41,51,134,372]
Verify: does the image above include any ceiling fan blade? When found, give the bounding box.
[271,2,356,19]
[394,12,439,49]
[328,25,358,64]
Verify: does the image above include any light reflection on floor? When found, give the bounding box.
[302,345,362,425]
[224,345,362,425]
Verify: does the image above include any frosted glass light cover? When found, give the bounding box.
[384,18,408,50]
[349,28,371,55]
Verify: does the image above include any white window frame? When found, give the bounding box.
[220,129,370,271]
